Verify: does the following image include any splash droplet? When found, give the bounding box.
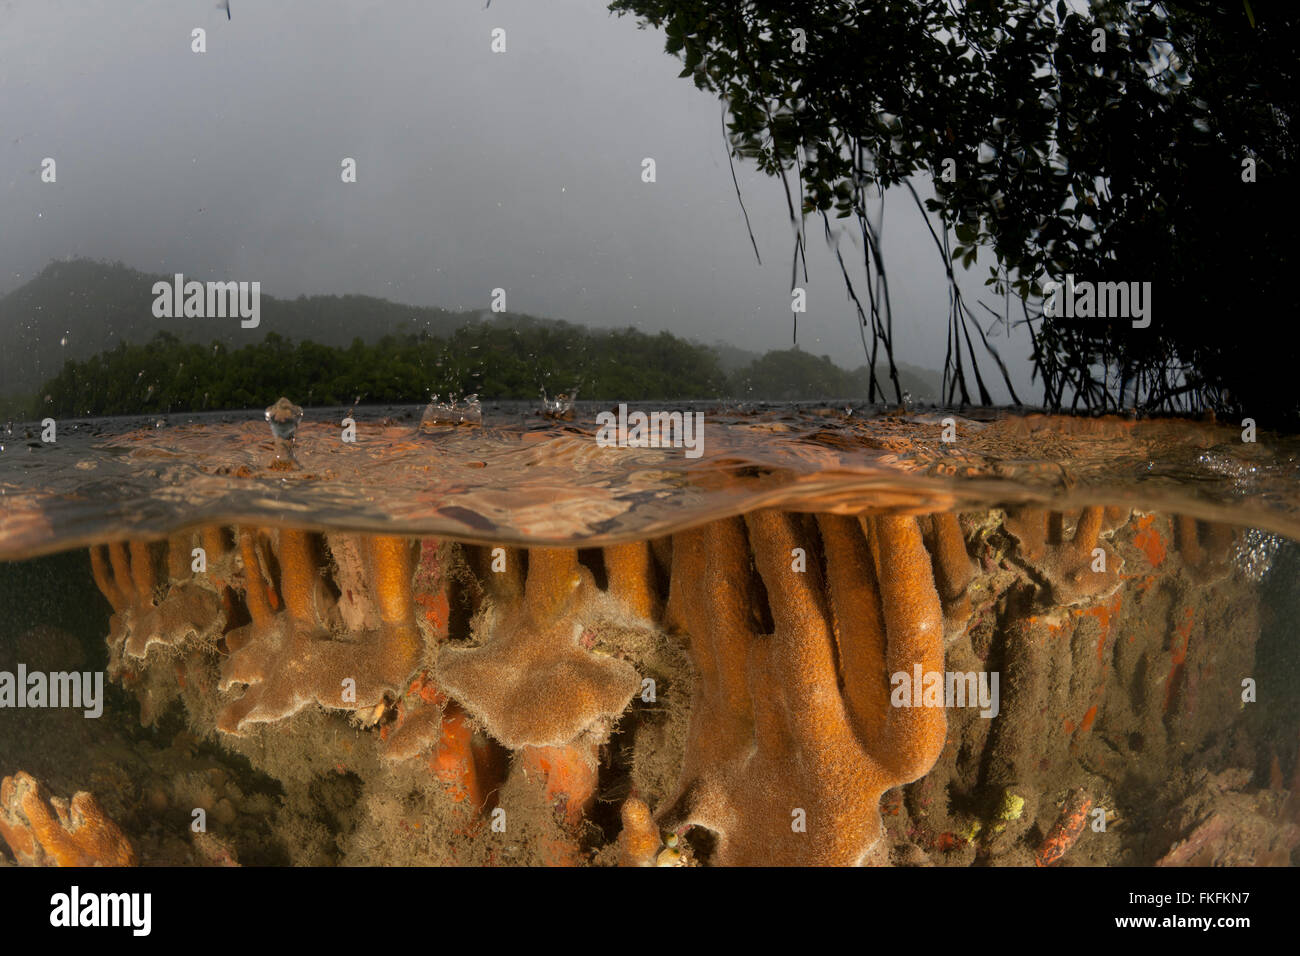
[265,397,304,441]
[540,388,579,421]
[420,394,482,430]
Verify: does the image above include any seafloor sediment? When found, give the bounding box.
[1,507,1297,866]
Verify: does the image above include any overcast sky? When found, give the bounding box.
[0,0,1031,398]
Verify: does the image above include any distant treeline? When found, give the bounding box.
[26,327,941,418]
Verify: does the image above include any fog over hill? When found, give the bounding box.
[0,258,942,415]
[0,258,483,395]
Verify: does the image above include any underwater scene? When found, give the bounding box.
[1,405,1297,870]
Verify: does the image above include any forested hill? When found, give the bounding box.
[0,258,484,395]
[24,331,943,418]
[2,258,942,417]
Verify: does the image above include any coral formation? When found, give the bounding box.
[515,743,598,830]
[435,548,641,749]
[506,742,601,865]
[0,771,137,867]
[91,532,226,662]
[65,499,1284,868]
[618,796,662,867]
[382,673,447,762]
[217,530,424,734]
[1035,789,1093,867]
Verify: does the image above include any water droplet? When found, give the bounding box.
[421,394,482,430]
[540,388,579,421]
[265,397,304,441]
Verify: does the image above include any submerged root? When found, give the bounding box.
[217,530,424,735]
[922,512,975,641]
[91,531,226,666]
[80,497,1264,868]
[85,512,959,864]
[436,548,641,750]
[1174,515,1238,584]
[1003,506,1124,606]
[658,510,947,865]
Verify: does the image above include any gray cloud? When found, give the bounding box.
[0,0,1032,400]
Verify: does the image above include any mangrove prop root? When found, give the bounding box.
[217,531,424,735]
[436,547,640,750]
[86,509,1002,863]
[658,510,947,865]
[1004,506,1122,606]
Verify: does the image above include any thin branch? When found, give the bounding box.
[722,102,762,266]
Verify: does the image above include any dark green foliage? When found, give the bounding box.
[11,261,952,416]
[28,331,947,417]
[730,349,940,402]
[609,0,1297,423]
[0,258,477,400]
[28,325,736,417]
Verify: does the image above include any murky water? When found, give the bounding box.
[1,404,1297,866]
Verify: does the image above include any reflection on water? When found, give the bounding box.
[3,403,1299,558]
[0,406,1297,866]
